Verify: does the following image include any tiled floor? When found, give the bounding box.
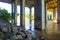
[25,21,60,40]
[43,21,60,40]
[29,21,60,40]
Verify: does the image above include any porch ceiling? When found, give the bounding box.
[0,0,12,3]
[0,0,34,7]
[0,0,57,7]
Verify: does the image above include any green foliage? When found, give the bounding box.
[11,12,19,20]
[25,13,34,20]
[0,9,19,22]
[0,9,12,21]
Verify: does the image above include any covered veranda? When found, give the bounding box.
[0,0,60,40]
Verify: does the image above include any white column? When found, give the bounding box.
[20,0,25,29]
[41,0,45,30]
[53,8,57,22]
[14,0,17,26]
[29,7,32,30]
[22,0,25,29]
[11,2,14,24]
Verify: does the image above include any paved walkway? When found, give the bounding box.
[43,21,60,40]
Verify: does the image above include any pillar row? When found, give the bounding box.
[11,2,14,24]
[29,7,32,30]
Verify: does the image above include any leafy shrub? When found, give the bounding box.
[0,9,12,21]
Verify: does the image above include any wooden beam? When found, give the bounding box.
[45,0,55,3]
